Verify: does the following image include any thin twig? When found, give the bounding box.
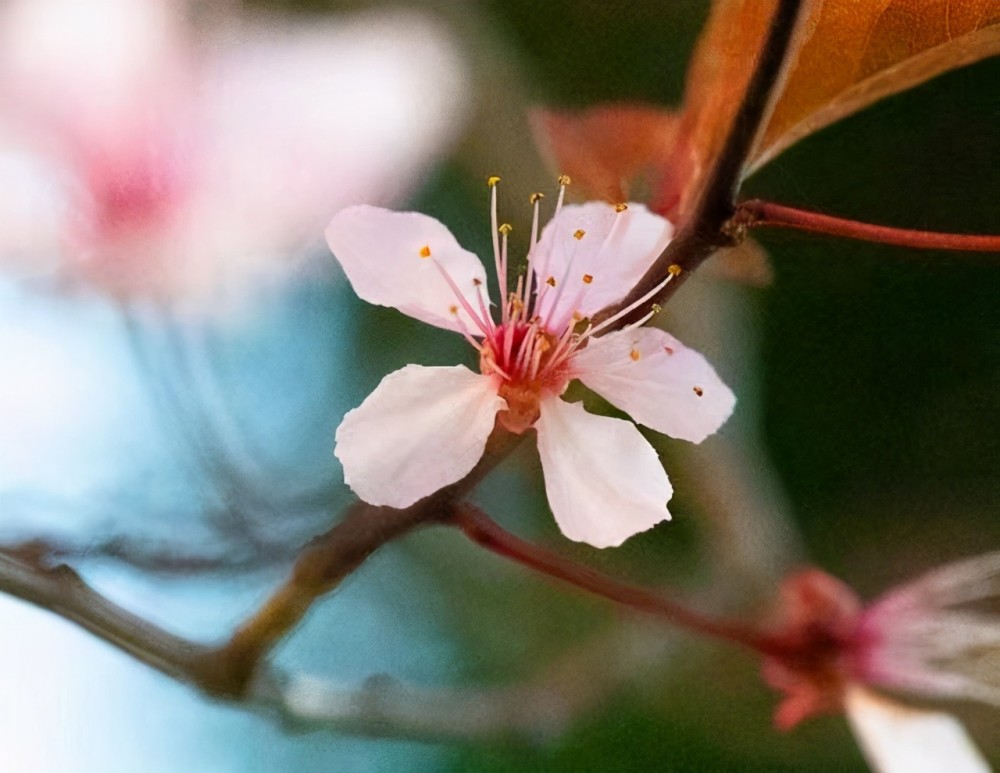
[252,623,664,745]
[0,549,215,688]
[203,427,525,695]
[592,0,805,329]
[1,534,299,576]
[448,502,786,658]
[736,198,1000,253]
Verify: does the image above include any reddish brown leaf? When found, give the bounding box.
[752,0,1000,170]
[530,104,680,204]
[533,1,1000,225]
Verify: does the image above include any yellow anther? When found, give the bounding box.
[651,303,662,314]
[573,229,586,240]
[572,311,583,322]
[419,245,432,258]
[667,264,683,276]
[529,192,545,204]
[557,174,571,186]
[630,349,641,362]
[615,203,628,213]
[693,386,704,397]
[582,274,593,284]
[449,304,458,315]
[498,223,513,235]
[545,276,556,287]
[487,175,501,187]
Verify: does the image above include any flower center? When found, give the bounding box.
[480,322,570,434]
[429,174,680,434]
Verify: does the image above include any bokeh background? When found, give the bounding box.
[0,1,997,771]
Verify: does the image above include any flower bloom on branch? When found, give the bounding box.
[763,554,1000,771]
[325,177,735,548]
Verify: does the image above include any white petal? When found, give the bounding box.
[534,396,672,548]
[335,365,504,508]
[326,205,490,333]
[189,12,469,268]
[572,327,735,443]
[531,202,673,330]
[844,685,990,773]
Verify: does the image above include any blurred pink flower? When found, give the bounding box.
[325,178,735,548]
[763,556,1000,771]
[0,0,468,314]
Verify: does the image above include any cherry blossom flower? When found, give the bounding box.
[763,556,1000,771]
[325,177,735,548]
[0,0,468,314]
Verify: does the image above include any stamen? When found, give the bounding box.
[693,386,704,397]
[499,222,512,323]
[526,193,544,311]
[545,276,556,287]
[544,320,582,371]
[584,271,676,339]
[503,316,516,370]
[430,259,492,338]
[615,203,628,213]
[528,338,546,381]
[554,174,570,220]
[513,320,539,376]
[472,278,497,345]
[489,175,503,320]
[619,308,657,332]
[582,274,593,284]
[450,307,485,352]
[511,274,525,321]
[573,229,586,240]
[419,245,432,258]
[668,264,683,276]
[630,348,641,361]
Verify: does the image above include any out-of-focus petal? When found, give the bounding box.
[335,365,504,509]
[572,327,735,443]
[530,202,673,330]
[189,12,469,262]
[844,685,989,773]
[0,134,70,274]
[326,205,489,333]
[0,0,184,133]
[534,396,672,548]
[855,551,1000,707]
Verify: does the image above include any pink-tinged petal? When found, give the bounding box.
[335,365,504,508]
[844,686,989,773]
[572,327,735,443]
[534,396,672,548]
[188,12,469,269]
[855,551,1000,706]
[326,205,490,334]
[531,202,673,329]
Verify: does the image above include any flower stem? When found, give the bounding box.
[449,503,786,658]
[736,199,1000,253]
